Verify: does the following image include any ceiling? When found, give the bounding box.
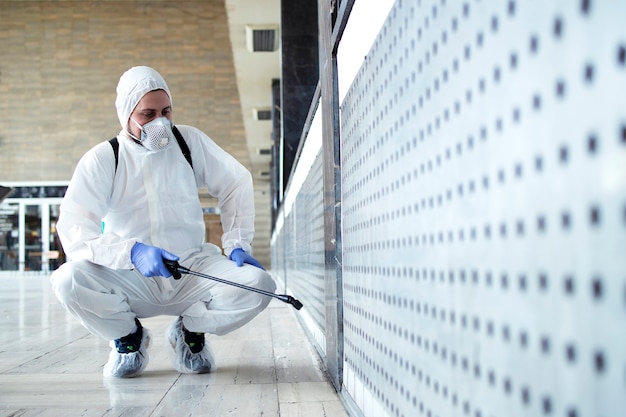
[225,0,280,179]
[213,0,281,262]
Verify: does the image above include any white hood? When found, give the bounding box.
[115,66,172,129]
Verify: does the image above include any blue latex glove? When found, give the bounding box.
[131,242,179,277]
[229,248,265,270]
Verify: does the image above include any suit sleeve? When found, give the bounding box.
[56,142,137,269]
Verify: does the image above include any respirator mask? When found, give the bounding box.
[129,117,175,151]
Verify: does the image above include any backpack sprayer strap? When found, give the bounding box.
[108,125,192,173]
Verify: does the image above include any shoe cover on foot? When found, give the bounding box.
[167,317,215,374]
[103,328,151,378]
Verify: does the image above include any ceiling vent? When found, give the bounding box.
[246,25,279,52]
[252,108,272,121]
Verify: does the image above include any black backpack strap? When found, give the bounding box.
[172,126,193,168]
[108,137,119,172]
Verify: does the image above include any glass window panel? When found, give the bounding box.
[24,205,42,271]
[0,203,19,271]
[49,204,64,270]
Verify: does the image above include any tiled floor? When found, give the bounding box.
[0,273,348,416]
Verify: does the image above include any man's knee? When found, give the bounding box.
[250,270,276,310]
[50,259,94,305]
[50,261,75,305]
[241,266,276,295]
[258,271,277,294]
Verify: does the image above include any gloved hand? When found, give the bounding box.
[229,248,265,270]
[131,242,179,278]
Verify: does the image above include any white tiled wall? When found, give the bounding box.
[273,1,626,416]
[338,1,626,416]
[271,108,326,353]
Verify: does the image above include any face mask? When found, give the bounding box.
[130,117,174,151]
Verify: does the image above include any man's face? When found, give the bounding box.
[128,89,172,138]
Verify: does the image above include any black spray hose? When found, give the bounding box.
[163,259,303,311]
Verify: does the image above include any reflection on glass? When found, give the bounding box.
[25,205,42,271]
[0,203,19,271]
[49,204,65,270]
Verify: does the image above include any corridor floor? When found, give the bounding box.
[0,273,348,416]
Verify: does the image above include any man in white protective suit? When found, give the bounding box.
[50,66,276,378]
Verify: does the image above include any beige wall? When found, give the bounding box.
[0,0,248,182]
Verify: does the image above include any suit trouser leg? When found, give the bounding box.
[50,252,277,340]
[174,252,277,335]
[50,259,172,340]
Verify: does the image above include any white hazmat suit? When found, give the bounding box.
[50,66,276,375]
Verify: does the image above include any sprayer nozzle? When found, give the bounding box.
[289,297,304,310]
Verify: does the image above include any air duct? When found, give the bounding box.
[246,25,279,52]
[252,108,272,120]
